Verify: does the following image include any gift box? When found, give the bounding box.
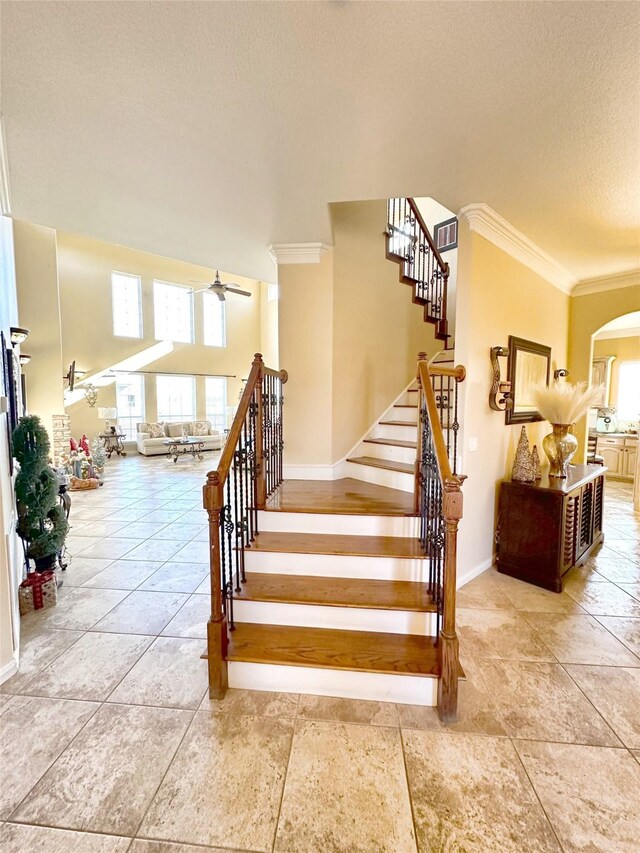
[19,571,58,615]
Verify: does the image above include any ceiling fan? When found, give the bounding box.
[189,271,251,302]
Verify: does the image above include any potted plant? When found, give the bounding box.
[13,415,69,572]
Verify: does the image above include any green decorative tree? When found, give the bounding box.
[13,415,69,571]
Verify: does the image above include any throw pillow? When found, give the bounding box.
[191,421,210,436]
[167,423,185,438]
[147,422,166,438]
[137,422,150,434]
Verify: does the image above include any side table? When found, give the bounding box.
[99,432,127,459]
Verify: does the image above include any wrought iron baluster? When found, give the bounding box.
[224,477,235,628]
[452,378,460,476]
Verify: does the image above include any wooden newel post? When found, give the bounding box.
[438,478,463,722]
[253,352,267,509]
[203,471,228,698]
[414,352,428,515]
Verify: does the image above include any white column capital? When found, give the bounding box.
[267,242,332,265]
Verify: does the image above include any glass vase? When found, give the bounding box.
[542,424,578,478]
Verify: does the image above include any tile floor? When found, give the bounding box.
[1,459,639,852]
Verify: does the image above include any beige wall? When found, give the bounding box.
[568,280,640,457]
[259,282,279,368]
[330,200,438,461]
[279,251,334,466]
[54,232,266,439]
[278,200,443,469]
[455,220,570,581]
[593,335,640,416]
[14,221,65,443]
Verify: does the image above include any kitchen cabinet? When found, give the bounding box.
[597,435,637,481]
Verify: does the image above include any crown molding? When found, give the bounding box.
[267,242,332,265]
[458,203,576,294]
[0,115,11,216]
[571,269,640,297]
[595,326,640,341]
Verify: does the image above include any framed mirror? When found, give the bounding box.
[506,336,551,424]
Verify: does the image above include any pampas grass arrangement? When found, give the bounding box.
[532,381,603,425]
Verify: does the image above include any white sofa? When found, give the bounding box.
[136,421,224,456]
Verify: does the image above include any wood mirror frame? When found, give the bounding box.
[505,336,551,425]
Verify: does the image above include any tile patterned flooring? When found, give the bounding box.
[1,458,639,852]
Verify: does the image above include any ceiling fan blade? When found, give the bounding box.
[225,287,252,297]
[191,287,211,295]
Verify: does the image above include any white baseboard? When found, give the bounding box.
[0,656,18,685]
[282,464,336,480]
[456,554,496,589]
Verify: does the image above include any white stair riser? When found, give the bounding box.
[343,461,414,492]
[391,406,418,423]
[257,511,419,537]
[360,442,416,465]
[228,661,437,706]
[233,599,437,636]
[374,424,417,442]
[244,549,428,581]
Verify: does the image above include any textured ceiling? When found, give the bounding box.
[2,1,639,282]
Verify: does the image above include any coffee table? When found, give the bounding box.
[163,437,205,463]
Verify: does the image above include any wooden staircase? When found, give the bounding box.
[344,359,460,493]
[202,353,466,720]
[386,196,453,349]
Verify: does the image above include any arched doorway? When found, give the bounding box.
[589,311,639,506]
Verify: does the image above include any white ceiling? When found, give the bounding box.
[2,1,639,283]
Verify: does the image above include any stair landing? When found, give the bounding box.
[265,477,415,515]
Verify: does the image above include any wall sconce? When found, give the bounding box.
[18,353,32,366]
[489,346,512,411]
[84,384,98,407]
[554,368,569,380]
[10,327,29,345]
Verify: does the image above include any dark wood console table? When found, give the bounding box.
[497,464,606,592]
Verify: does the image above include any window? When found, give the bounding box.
[115,374,145,440]
[205,377,227,432]
[153,281,194,343]
[112,272,142,338]
[617,361,640,423]
[156,375,196,423]
[203,292,226,347]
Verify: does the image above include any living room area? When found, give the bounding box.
[13,222,279,471]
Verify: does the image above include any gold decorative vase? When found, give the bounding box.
[542,424,578,478]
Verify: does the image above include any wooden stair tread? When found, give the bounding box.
[379,420,417,427]
[224,622,442,678]
[249,531,424,559]
[235,572,436,611]
[264,478,415,516]
[347,456,414,474]
[363,438,417,449]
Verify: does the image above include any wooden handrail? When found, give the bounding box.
[429,364,466,381]
[212,355,263,489]
[203,352,287,698]
[417,359,464,485]
[415,352,465,722]
[407,198,449,278]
